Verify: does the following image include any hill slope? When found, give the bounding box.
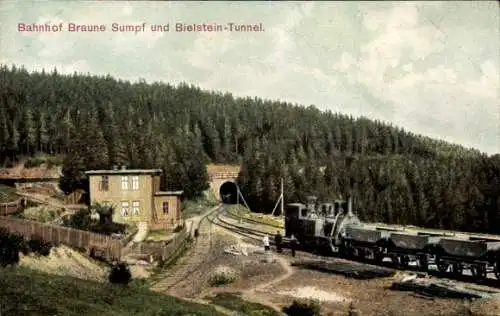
[0,266,225,316]
[0,65,498,234]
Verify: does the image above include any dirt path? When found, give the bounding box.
[209,218,294,314]
[241,254,294,314]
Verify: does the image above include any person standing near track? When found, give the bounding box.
[263,234,270,252]
[274,231,282,253]
[290,234,298,257]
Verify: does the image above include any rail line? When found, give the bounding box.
[212,204,500,288]
[152,207,218,293]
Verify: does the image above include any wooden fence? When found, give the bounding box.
[0,198,23,216]
[161,225,189,262]
[121,224,190,263]
[0,217,122,261]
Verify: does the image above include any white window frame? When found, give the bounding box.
[132,176,139,191]
[121,176,129,190]
[132,201,140,216]
[121,201,129,217]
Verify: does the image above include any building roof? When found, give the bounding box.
[85,169,163,175]
[154,190,184,196]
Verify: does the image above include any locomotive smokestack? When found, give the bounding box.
[306,196,317,212]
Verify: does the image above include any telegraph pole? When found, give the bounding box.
[280,177,284,216]
[271,178,284,216]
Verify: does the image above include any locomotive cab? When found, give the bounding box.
[284,203,304,238]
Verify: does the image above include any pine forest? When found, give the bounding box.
[1,65,499,234]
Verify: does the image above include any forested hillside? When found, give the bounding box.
[1,65,499,233]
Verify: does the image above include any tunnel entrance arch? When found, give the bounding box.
[219,181,238,204]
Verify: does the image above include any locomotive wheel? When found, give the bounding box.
[471,265,487,279]
[390,254,400,267]
[399,255,410,268]
[345,245,355,259]
[374,248,384,263]
[357,248,366,261]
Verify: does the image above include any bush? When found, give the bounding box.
[64,206,127,236]
[24,157,45,168]
[23,206,64,223]
[64,208,91,230]
[27,236,52,256]
[0,229,25,267]
[208,265,237,286]
[173,224,184,233]
[24,156,63,168]
[108,262,132,285]
[282,299,321,316]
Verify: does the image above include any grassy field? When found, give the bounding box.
[0,266,226,316]
[0,184,18,203]
[226,204,284,228]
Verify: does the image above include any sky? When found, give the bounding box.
[1,1,499,155]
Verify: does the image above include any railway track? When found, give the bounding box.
[151,207,218,293]
[212,204,500,288]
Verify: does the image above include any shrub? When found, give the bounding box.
[208,265,237,286]
[27,236,52,256]
[0,229,25,267]
[173,224,184,233]
[282,299,321,316]
[108,262,132,285]
[23,206,64,223]
[24,157,45,168]
[64,208,91,230]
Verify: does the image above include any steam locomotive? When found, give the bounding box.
[284,196,500,280]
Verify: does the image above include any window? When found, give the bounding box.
[132,201,140,216]
[99,176,109,191]
[132,176,139,190]
[121,201,129,217]
[121,176,129,190]
[163,201,169,214]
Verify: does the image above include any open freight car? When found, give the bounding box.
[284,196,500,282]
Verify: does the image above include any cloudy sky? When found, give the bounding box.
[1,1,499,155]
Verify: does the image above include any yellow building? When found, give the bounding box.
[84,167,183,229]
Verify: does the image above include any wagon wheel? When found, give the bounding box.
[471,265,487,279]
[495,261,500,280]
[399,255,410,269]
[390,254,400,267]
[452,263,463,276]
[436,257,449,273]
[418,255,428,271]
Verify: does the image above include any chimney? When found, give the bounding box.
[121,165,127,170]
